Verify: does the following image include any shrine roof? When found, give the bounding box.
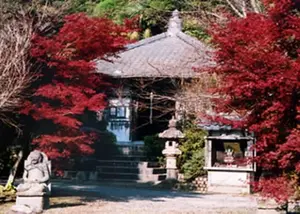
[197,111,245,131]
[95,10,214,78]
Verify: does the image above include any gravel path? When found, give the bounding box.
[44,181,258,214]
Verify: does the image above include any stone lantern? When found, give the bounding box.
[159,117,184,179]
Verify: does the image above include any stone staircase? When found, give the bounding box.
[63,151,167,183]
[95,154,166,183]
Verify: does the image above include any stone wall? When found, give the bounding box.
[207,170,253,194]
[176,174,208,192]
[192,176,208,193]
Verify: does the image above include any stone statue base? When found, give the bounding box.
[11,192,50,213]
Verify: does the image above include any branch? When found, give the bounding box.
[0,8,34,127]
[250,0,262,13]
[225,0,246,18]
[241,0,247,17]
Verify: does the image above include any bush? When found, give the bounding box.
[0,182,16,202]
[181,150,205,180]
[92,130,119,160]
[178,123,207,181]
[143,134,165,161]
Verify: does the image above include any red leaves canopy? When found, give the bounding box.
[22,13,132,168]
[210,0,300,201]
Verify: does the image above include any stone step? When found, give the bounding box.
[63,160,166,183]
[97,172,139,180]
[96,166,167,175]
[140,168,167,175]
[63,169,167,183]
[97,172,166,182]
[112,155,147,161]
[96,178,138,183]
[96,160,140,168]
[138,174,167,182]
[117,145,144,156]
[96,160,161,168]
[97,167,140,174]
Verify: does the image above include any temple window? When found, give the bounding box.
[109,106,126,118]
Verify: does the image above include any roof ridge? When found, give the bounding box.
[176,31,211,51]
[125,33,168,51]
[124,31,211,53]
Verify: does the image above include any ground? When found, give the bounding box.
[0,181,258,214]
[51,181,257,214]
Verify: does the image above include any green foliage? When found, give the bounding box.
[0,182,16,200]
[143,134,165,161]
[143,0,177,25]
[157,156,166,167]
[181,150,205,180]
[71,0,182,34]
[144,123,206,178]
[129,31,140,40]
[67,0,226,39]
[183,18,211,42]
[3,182,16,192]
[178,123,207,181]
[93,0,144,24]
[67,0,98,14]
[143,28,152,38]
[92,130,119,160]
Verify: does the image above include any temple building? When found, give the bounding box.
[95,10,212,149]
[68,11,257,192]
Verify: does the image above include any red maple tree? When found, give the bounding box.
[210,0,300,201]
[22,13,134,171]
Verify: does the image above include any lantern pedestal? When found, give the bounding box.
[162,141,182,179]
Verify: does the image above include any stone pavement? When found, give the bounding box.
[47,180,258,214]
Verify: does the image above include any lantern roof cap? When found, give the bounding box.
[159,116,185,139]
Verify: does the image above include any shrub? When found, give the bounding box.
[0,182,16,202]
[178,123,207,181]
[143,134,165,161]
[92,130,119,160]
[181,150,205,180]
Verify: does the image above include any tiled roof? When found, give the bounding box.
[197,112,245,131]
[95,10,214,78]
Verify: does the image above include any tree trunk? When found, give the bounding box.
[5,150,23,188]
